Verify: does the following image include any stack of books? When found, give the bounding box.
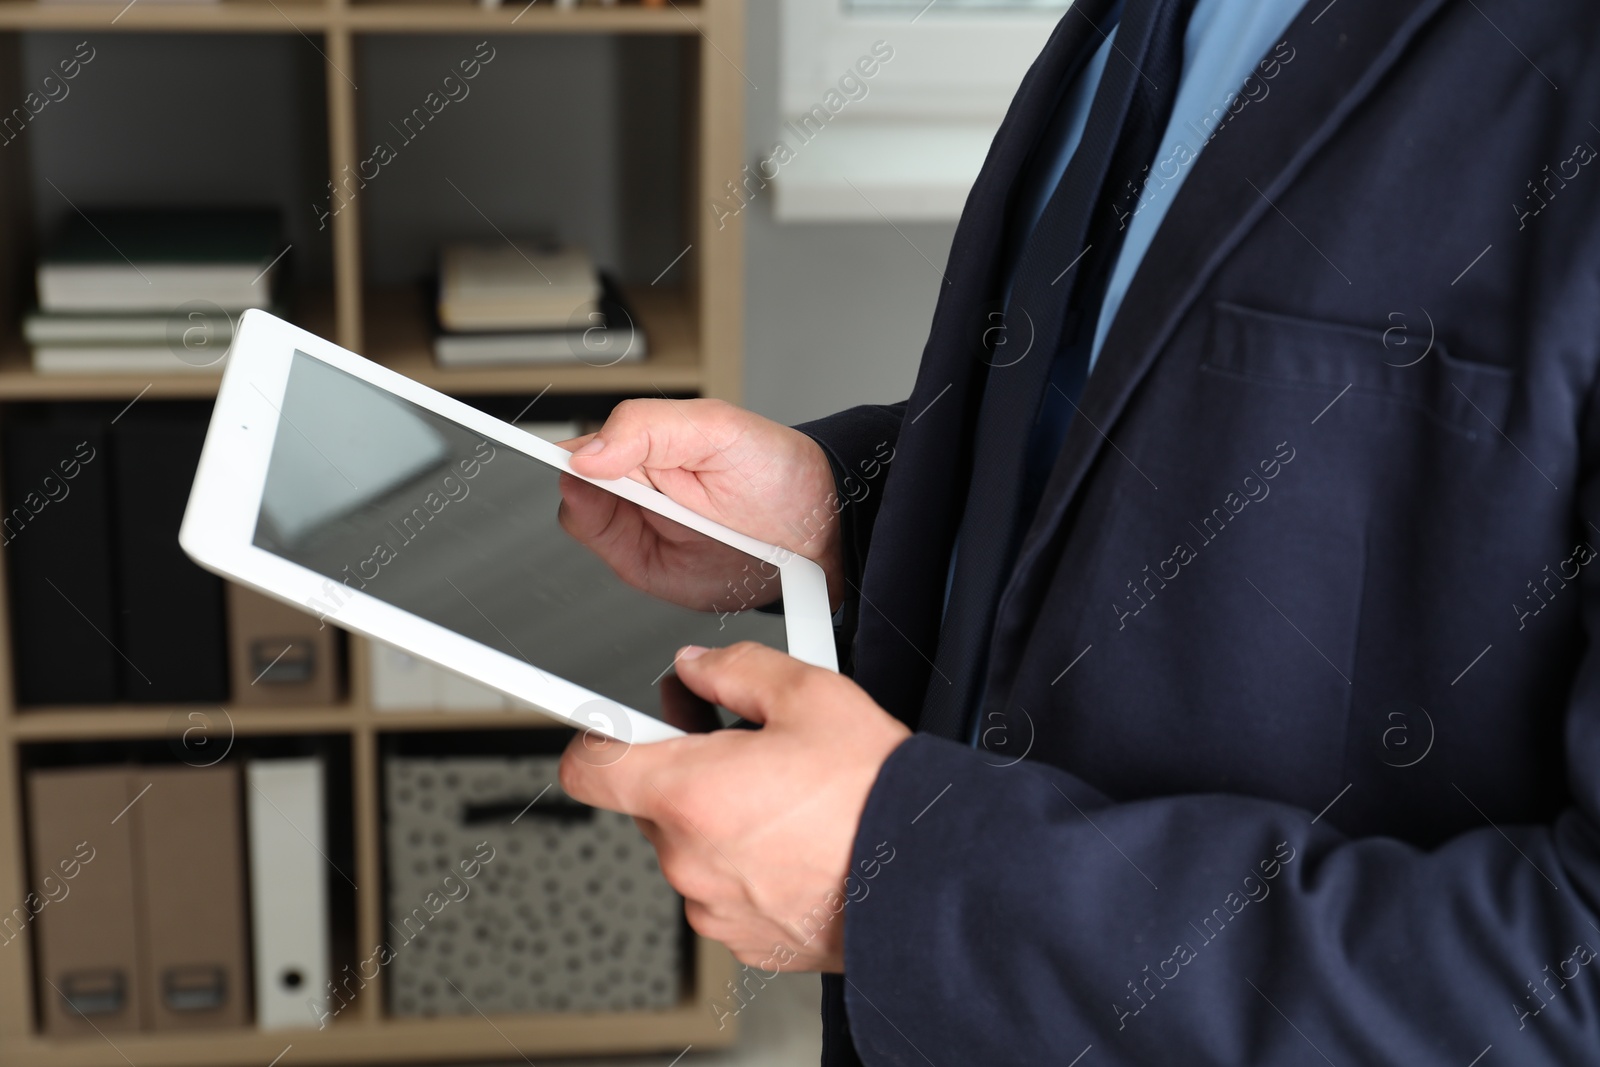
[433,241,646,368]
[26,208,284,375]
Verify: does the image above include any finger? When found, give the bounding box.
[558,729,671,816]
[672,642,816,726]
[568,398,739,480]
[659,667,722,733]
[557,473,628,542]
[555,432,598,454]
[560,445,654,488]
[556,475,657,586]
[684,899,740,946]
[559,476,722,593]
[633,815,662,848]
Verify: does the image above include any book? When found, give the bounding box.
[31,345,229,375]
[37,208,283,312]
[437,241,599,332]
[433,282,646,367]
[24,307,249,345]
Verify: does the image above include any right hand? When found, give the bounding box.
[557,399,844,614]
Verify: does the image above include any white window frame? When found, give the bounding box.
[780,0,1067,120]
[774,0,1071,219]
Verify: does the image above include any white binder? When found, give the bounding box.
[246,758,332,1029]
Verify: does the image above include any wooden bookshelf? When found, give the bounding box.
[0,938,732,1066]
[0,0,747,1061]
[0,1,704,33]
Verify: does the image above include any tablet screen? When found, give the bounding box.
[251,350,789,722]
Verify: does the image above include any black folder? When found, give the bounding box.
[110,403,228,702]
[3,405,118,705]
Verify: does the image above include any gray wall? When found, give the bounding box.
[349,34,688,290]
[22,33,333,285]
[19,12,956,425]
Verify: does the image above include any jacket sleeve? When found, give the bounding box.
[794,404,907,665]
[837,443,1600,1065]
[842,726,1600,1065]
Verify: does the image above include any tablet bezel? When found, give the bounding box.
[179,309,838,744]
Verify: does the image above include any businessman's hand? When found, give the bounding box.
[558,399,843,613]
[558,642,910,972]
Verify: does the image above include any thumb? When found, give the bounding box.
[568,398,738,481]
[673,642,813,726]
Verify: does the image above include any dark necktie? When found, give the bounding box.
[918,0,1199,741]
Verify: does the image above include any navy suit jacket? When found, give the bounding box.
[796,0,1600,1063]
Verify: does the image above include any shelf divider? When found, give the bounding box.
[351,720,384,1023]
[326,26,365,352]
[0,735,36,1041]
[695,0,743,403]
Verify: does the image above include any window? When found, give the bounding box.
[846,0,1068,13]
[774,0,1070,218]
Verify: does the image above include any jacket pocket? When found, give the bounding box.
[1201,301,1514,439]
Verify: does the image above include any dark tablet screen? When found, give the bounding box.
[251,351,787,724]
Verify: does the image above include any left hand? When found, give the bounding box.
[558,642,911,972]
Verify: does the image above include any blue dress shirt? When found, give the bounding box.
[1012,0,1309,371]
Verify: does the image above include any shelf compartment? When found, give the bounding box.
[0,285,697,399]
[0,957,733,1065]
[8,706,596,740]
[0,1,700,33]
[364,707,566,730]
[363,284,702,395]
[8,705,353,740]
[0,289,333,398]
[344,2,701,34]
[0,1,330,32]
[0,342,229,399]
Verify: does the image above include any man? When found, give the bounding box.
[558,0,1600,1062]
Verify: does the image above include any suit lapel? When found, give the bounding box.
[851,0,1117,725]
[989,0,1455,675]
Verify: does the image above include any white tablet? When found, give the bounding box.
[179,309,838,744]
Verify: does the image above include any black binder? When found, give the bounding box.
[110,403,228,702]
[3,405,118,705]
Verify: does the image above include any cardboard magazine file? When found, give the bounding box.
[26,767,145,1036]
[133,764,251,1030]
[226,583,341,706]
